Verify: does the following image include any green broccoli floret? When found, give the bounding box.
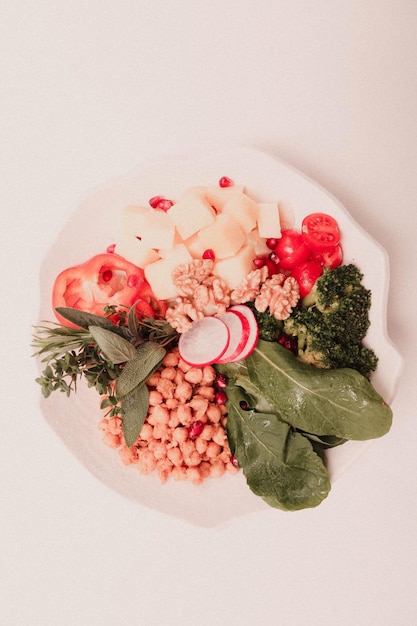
[283,264,378,377]
[246,302,283,342]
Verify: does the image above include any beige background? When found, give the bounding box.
[1,2,416,625]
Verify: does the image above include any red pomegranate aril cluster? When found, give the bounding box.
[188,420,205,440]
[102,269,113,282]
[219,176,234,188]
[202,249,216,261]
[149,196,173,211]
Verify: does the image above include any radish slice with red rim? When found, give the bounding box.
[227,305,259,361]
[215,310,250,364]
[178,316,230,367]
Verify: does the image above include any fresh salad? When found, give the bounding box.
[32,176,392,511]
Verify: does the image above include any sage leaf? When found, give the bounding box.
[226,386,331,511]
[246,340,392,440]
[89,325,137,364]
[115,342,166,399]
[55,306,131,339]
[121,383,149,447]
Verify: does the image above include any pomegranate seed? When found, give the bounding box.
[230,455,239,468]
[215,372,228,389]
[157,199,173,211]
[269,251,280,265]
[266,238,279,250]
[188,420,204,440]
[253,257,266,268]
[202,249,215,261]
[278,334,298,353]
[219,176,233,188]
[239,400,250,411]
[102,269,113,282]
[127,274,138,287]
[149,195,163,208]
[106,243,116,253]
[215,390,228,405]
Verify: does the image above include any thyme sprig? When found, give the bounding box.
[32,305,179,443]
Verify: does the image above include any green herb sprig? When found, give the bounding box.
[32,305,179,446]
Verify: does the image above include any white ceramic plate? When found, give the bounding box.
[37,147,402,526]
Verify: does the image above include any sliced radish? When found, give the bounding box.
[227,305,259,361]
[215,309,251,364]
[178,316,230,367]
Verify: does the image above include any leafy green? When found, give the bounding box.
[88,325,138,363]
[225,385,331,510]
[115,342,166,399]
[121,382,150,447]
[245,340,392,440]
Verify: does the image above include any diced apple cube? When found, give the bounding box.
[167,188,216,240]
[144,244,192,300]
[184,232,207,259]
[278,201,295,230]
[221,192,258,233]
[256,202,281,238]
[197,214,246,259]
[115,236,160,269]
[246,229,271,256]
[205,185,245,211]
[120,205,175,251]
[214,244,256,290]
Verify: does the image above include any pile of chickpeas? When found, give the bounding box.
[99,347,239,485]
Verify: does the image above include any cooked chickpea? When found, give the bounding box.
[173,426,188,444]
[160,366,176,381]
[174,381,193,402]
[156,378,175,399]
[196,386,215,401]
[152,404,170,425]
[209,459,225,478]
[162,351,179,367]
[146,372,160,387]
[139,422,153,441]
[167,446,183,467]
[176,403,193,427]
[184,367,203,385]
[201,365,216,385]
[206,404,222,423]
[148,390,163,406]
[206,441,222,458]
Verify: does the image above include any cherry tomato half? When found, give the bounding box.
[274,230,311,270]
[309,244,343,269]
[291,260,323,298]
[301,213,341,252]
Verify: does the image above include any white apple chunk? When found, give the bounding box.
[120,205,175,251]
[205,184,245,212]
[278,201,295,230]
[167,188,216,240]
[197,213,246,259]
[115,236,160,269]
[256,202,281,238]
[214,243,255,290]
[221,192,258,233]
[144,244,192,300]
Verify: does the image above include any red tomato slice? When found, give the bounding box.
[309,244,343,269]
[291,260,323,298]
[274,230,311,270]
[301,213,341,251]
[52,253,165,327]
